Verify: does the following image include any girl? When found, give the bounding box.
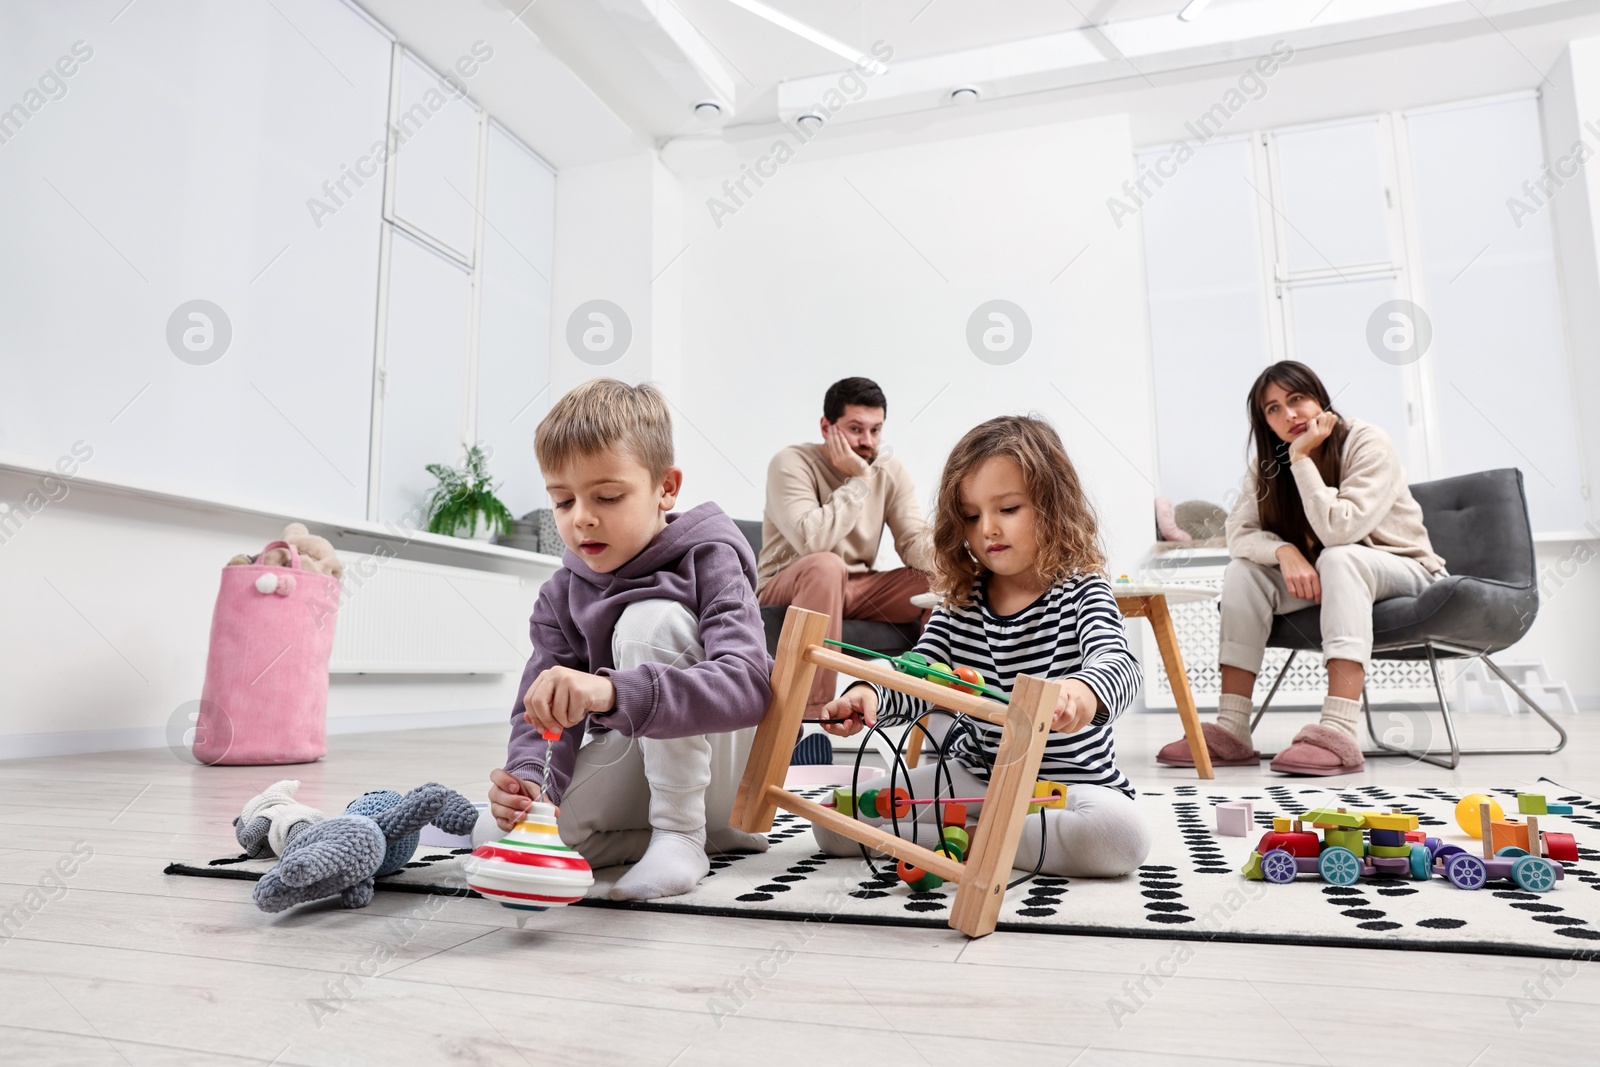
[1156,361,1445,776]
[816,415,1151,878]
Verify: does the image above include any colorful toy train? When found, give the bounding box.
[1241,803,1573,893]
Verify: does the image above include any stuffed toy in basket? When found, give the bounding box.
[194,524,343,765]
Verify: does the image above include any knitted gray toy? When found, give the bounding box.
[253,782,479,913]
[233,779,326,858]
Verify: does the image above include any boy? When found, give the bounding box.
[478,378,773,901]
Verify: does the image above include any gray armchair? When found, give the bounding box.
[1249,468,1567,768]
[732,519,922,660]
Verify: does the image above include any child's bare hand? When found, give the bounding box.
[1051,679,1098,734]
[524,666,615,732]
[488,768,541,832]
[820,687,879,737]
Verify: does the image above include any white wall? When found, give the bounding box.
[1543,40,1600,530]
[548,153,672,400]
[0,467,546,760]
[665,115,1156,577]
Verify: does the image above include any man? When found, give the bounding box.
[758,377,933,719]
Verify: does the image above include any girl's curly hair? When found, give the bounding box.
[930,414,1106,607]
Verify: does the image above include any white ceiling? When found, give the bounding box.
[358,0,1600,168]
[664,0,1200,75]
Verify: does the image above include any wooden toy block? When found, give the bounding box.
[1301,807,1365,829]
[1262,831,1320,858]
[1368,828,1406,848]
[1490,818,1531,855]
[1543,832,1578,863]
[1324,828,1365,853]
[1548,803,1575,815]
[1528,816,1542,859]
[1518,793,1548,815]
[875,787,912,820]
[1458,794,1504,839]
[1273,817,1292,833]
[1405,830,1427,843]
[940,826,970,861]
[859,789,880,819]
[1027,781,1068,814]
[832,788,858,817]
[1361,811,1419,832]
[1369,843,1411,858]
[942,802,968,829]
[1216,801,1254,837]
[1241,851,1264,880]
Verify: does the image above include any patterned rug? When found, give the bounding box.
[166,783,1600,958]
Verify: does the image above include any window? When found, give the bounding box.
[1141,94,1588,533]
[367,48,555,527]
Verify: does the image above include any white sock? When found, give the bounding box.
[1320,695,1362,741]
[1215,693,1254,745]
[609,828,710,901]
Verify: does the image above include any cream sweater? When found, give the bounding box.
[758,443,933,589]
[1226,419,1446,574]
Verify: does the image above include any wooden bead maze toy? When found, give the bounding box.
[731,606,1064,938]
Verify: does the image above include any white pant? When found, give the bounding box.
[474,598,767,866]
[1218,545,1436,673]
[812,761,1152,878]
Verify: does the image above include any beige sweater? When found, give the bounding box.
[1226,419,1446,574]
[758,443,933,589]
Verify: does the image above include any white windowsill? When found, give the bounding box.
[0,450,565,569]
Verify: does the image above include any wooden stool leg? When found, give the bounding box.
[1146,595,1214,780]
[732,607,830,834]
[949,674,1058,938]
[904,713,930,769]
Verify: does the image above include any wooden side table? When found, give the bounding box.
[905,583,1219,779]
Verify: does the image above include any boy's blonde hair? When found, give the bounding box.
[931,414,1107,607]
[534,378,675,479]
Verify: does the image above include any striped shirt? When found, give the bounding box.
[864,574,1140,798]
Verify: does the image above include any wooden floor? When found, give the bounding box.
[1,709,1596,1066]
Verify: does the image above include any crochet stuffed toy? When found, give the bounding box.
[234,780,326,858]
[227,521,344,579]
[253,783,479,913]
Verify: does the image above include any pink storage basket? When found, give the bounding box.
[194,540,341,765]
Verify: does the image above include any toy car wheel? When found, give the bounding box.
[1445,852,1488,890]
[1512,855,1559,893]
[1318,846,1361,886]
[1408,843,1433,881]
[1261,849,1299,885]
[1495,846,1528,858]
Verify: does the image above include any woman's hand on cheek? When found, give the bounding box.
[1051,679,1098,734]
[1289,411,1337,462]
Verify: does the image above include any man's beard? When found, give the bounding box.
[855,445,878,465]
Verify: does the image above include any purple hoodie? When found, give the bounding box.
[503,501,773,801]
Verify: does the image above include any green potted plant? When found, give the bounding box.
[423,445,514,540]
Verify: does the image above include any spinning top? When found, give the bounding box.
[461,801,593,926]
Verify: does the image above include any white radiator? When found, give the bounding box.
[328,551,530,674]
[1137,547,1439,709]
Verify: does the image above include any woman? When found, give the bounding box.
[1158,361,1446,776]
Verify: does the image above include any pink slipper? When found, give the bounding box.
[1269,723,1365,776]
[1156,722,1261,768]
